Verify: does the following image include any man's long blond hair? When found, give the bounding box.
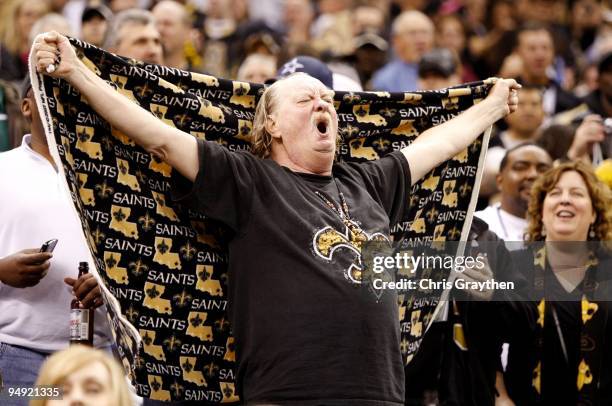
[251,78,283,158]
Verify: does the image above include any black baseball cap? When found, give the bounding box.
[272,56,334,89]
[82,4,112,22]
[353,32,388,52]
[418,48,458,78]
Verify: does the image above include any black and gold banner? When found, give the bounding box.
[32,38,492,402]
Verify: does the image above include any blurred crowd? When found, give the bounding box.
[1,1,612,405]
[1,0,612,195]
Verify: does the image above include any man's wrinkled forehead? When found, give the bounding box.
[276,74,334,98]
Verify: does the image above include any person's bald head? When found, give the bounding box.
[392,11,434,64]
[151,0,191,58]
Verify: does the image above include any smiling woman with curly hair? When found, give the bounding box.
[525,160,612,243]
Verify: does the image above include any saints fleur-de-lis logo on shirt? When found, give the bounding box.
[313,190,390,283]
[313,219,389,284]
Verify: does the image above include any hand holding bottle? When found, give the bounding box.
[64,271,103,309]
[68,262,96,346]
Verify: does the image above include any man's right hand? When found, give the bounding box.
[32,31,80,80]
[0,249,53,288]
[32,32,199,182]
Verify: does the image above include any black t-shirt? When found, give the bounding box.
[174,139,411,404]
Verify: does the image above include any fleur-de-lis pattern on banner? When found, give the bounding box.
[33,38,494,403]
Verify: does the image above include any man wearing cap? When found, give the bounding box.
[417,48,460,91]
[33,31,520,404]
[80,3,112,48]
[0,77,112,404]
[275,55,335,88]
[352,32,388,89]
[275,55,363,91]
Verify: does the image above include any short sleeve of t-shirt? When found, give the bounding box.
[172,139,256,232]
[173,140,411,233]
[342,151,411,226]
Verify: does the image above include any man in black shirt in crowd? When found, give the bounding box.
[32,31,519,404]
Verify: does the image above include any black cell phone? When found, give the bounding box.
[40,239,58,253]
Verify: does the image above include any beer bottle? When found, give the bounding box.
[70,262,94,346]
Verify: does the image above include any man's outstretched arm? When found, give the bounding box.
[402,79,520,185]
[32,31,199,181]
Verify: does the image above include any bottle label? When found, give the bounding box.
[70,309,90,341]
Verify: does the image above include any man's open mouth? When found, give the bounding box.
[315,117,330,134]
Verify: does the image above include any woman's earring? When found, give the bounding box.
[541,226,547,238]
[589,225,596,239]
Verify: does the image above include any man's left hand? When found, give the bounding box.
[488,78,521,117]
[64,273,104,309]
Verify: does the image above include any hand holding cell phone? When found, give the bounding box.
[0,246,54,288]
[40,238,58,253]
